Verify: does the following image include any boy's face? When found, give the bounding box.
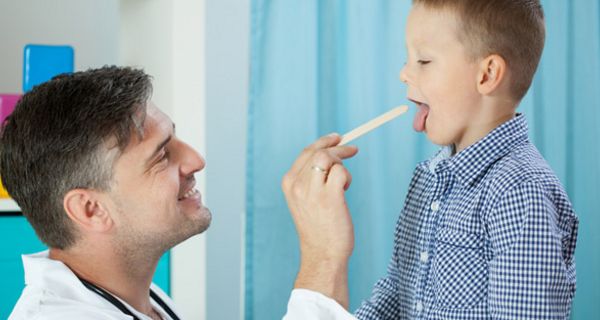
[400,4,483,150]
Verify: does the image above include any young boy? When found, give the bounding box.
[283,0,578,319]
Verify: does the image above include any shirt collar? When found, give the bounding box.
[426,113,529,186]
[23,250,109,307]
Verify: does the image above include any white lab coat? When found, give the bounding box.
[283,289,356,320]
[10,250,352,320]
[9,251,181,320]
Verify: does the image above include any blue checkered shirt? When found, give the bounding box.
[355,114,578,319]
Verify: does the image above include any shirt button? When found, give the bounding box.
[420,251,429,263]
[430,200,440,212]
[416,301,423,312]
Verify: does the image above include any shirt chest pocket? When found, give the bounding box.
[432,228,488,310]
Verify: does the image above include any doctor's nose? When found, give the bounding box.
[178,140,206,176]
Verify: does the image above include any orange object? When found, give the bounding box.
[0,177,10,199]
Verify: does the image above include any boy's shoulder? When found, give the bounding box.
[484,141,566,200]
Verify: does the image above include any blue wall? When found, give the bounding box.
[0,216,45,319]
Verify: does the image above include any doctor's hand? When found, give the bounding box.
[282,133,358,309]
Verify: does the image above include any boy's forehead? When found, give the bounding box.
[406,4,460,46]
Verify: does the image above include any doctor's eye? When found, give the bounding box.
[159,149,170,162]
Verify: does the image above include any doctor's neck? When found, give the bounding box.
[49,242,161,317]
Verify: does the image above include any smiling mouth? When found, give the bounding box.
[178,175,198,201]
[178,188,199,201]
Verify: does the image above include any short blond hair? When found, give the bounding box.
[413,0,545,101]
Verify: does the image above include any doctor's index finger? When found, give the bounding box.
[326,145,359,161]
[286,133,343,176]
[308,133,342,150]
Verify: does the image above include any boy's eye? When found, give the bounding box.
[417,60,431,65]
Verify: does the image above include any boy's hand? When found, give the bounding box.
[282,133,358,309]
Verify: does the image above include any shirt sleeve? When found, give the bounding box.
[487,181,578,319]
[283,289,356,320]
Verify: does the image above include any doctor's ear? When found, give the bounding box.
[477,54,507,95]
[63,189,114,233]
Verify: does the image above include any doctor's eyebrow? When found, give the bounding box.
[145,123,176,166]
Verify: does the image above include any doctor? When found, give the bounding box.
[1,66,357,319]
[1,67,207,320]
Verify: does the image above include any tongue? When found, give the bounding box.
[413,104,429,132]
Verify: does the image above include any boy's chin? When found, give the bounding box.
[426,132,454,148]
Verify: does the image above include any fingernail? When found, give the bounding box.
[327,132,339,137]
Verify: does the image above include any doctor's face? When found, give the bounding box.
[105,102,211,254]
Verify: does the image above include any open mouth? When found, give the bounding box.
[178,188,199,201]
[178,177,200,201]
[408,98,430,132]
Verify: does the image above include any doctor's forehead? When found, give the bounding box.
[143,102,175,132]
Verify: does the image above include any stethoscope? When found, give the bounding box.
[78,276,181,320]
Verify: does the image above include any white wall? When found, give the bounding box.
[0,1,249,319]
[119,0,174,115]
[0,0,119,92]
[120,1,208,319]
[205,0,249,319]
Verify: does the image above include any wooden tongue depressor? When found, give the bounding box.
[339,105,409,145]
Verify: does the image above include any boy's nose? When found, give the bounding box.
[399,64,409,84]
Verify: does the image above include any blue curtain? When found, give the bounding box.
[246,1,600,319]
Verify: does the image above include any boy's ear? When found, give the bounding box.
[477,54,507,95]
[63,189,114,234]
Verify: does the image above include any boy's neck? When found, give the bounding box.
[453,100,517,155]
